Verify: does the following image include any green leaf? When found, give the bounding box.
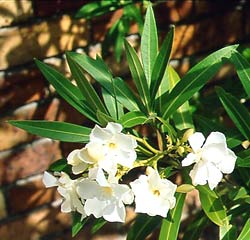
[72,212,88,237]
[197,185,228,226]
[150,26,174,102]
[91,218,107,234]
[9,120,91,142]
[141,3,158,84]
[162,45,238,119]
[220,224,237,240]
[127,214,162,240]
[236,157,250,168]
[124,40,151,110]
[230,50,250,96]
[182,211,209,240]
[96,110,114,126]
[49,158,71,173]
[66,52,108,115]
[216,87,250,139]
[102,87,124,120]
[168,66,193,130]
[237,219,250,240]
[159,193,186,240]
[118,111,147,128]
[35,59,97,122]
[75,0,134,19]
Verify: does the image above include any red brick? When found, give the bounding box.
[33,0,90,17]
[171,10,243,59]
[0,207,71,240]
[8,176,59,214]
[0,139,62,184]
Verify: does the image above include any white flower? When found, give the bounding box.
[67,122,137,175]
[130,167,177,217]
[42,171,86,218]
[182,132,237,190]
[77,168,134,222]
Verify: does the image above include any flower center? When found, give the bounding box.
[152,189,160,196]
[108,142,117,150]
[102,186,113,197]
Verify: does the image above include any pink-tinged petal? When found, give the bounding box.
[204,132,227,147]
[103,202,126,222]
[217,149,237,174]
[90,125,112,142]
[190,161,208,186]
[106,122,123,134]
[207,163,223,190]
[182,153,196,166]
[84,198,106,218]
[42,171,58,188]
[188,132,205,152]
[77,179,100,199]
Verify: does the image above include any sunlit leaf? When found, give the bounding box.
[9,120,91,142]
[118,111,147,128]
[237,219,250,240]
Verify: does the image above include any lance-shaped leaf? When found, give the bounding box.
[162,45,238,119]
[35,59,97,122]
[102,87,124,120]
[72,212,89,237]
[127,214,162,240]
[9,120,91,142]
[66,52,143,112]
[118,111,147,128]
[197,185,229,227]
[230,50,250,96]
[124,40,151,110]
[237,220,250,240]
[168,66,193,130]
[150,26,174,102]
[66,52,108,115]
[216,87,250,140]
[220,224,237,240]
[159,193,186,240]
[141,3,158,84]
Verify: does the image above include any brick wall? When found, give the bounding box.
[0,1,250,239]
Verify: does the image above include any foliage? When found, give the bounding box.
[9,4,250,240]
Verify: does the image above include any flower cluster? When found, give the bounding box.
[43,123,237,223]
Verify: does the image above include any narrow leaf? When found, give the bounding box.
[72,212,89,237]
[66,52,108,115]
[162,45,238,118]
[9,120,90,142]
[230,50,250,96]
[141,3,158,83]
[118,111,147,128]
[49,158,71,173]
[150,26,174,101]
[216,87,250,139]
[127,214,162,240]
[96,110,114,126]
[237,219,250,240]
[124,40,150,109]
[168,66,193,130]
[159,193,186,240]
[197,185,228,226]
[220,224,237,240]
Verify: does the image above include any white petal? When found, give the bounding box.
[114,133,137,151]
[207,163,223,190]
[67,149,80,165]
[89,167,109,187]
[189,161,208,186]
[202,143,227,164]
[61,198,72,213]
[106,122,123,134]
[217,149,237,174]
[103,202,126,222]
[204,132,226,147]
[72,163,88,175]
[84,198,106,218]
[182,153,196,166]
[112,184,134,204]
[115,149,136,168]
[78,143,104,164]
[77,179,100,199]
[42,171,58,188]
[188,132,205,152]
[90,125,112,142]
